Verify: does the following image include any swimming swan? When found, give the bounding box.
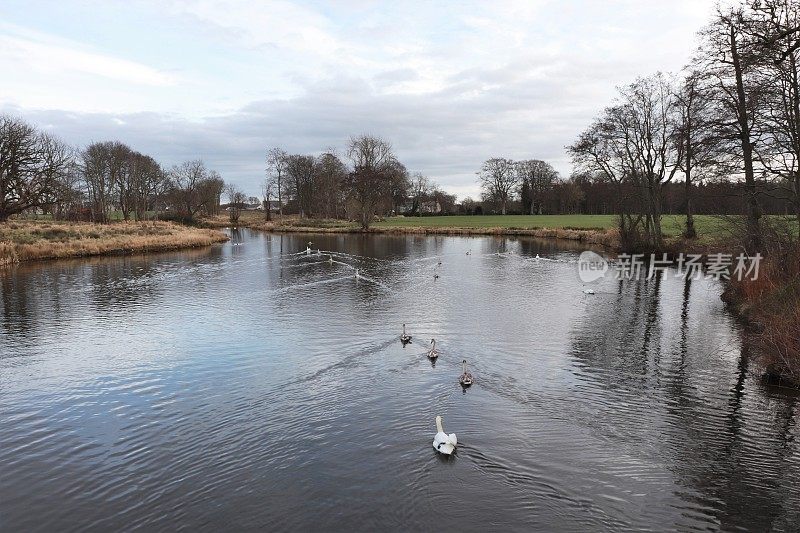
[432,415,457,455]
[459,359,474,386]
[427,339,439,359]
[400,324,412,343]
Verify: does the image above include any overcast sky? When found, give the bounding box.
[0,0,716,199]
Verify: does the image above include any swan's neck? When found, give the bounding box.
[403,325,406,335]
[462,361,466,373]
[435,416,444,433]
[431,339,436,348]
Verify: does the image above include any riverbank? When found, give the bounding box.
[203,212,749,250]
[203,213,620,247]
[0,220,228,266]
[724,245,800,388]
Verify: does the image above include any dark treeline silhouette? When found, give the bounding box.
[471,171,797,217]
[476,174,794,215]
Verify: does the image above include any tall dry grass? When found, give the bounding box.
[0,220,228,265]
[0,240,17,266]
[726,238,800,386]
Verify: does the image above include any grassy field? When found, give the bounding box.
[374,214,616,230]
[0,220,228,265]
[209,211,796,246]
[374,214,739,237]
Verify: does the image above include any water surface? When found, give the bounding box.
[1,230,798,531]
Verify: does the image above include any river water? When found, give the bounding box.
[0,230,798,531]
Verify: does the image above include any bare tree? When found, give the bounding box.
[225,183,247,223]
[284,154,316,218]
[314,150,347,218]
[569,107,643,245]
[619,73,683,248]
[386,159,410,215]
[262,176,276,221]
[516,159,559,215]
[51,160,84,220]
[570,73,683,249]
[266,148,288,219]
[0,115,74,221]
[675,71,714,239]
[168,160,223,219]
[478,158,517,215]
[460,196,477,215]
[129,152,164,221]
[751,0,800,237]
[82,141,123,223]
[344,134,396,229]
[198,171,224,216]
[697,5,766,251]
[81,141,169,223]
[409,172,431,216]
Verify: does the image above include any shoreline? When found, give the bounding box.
[211,217,621,248]
[0,220,229,266]
[722,253,800,389]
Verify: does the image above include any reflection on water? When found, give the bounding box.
[1,230,798,531]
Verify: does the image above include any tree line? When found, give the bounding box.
[471,2,800,251]
[471,168,796,217]
[0,115,225,223]
[566,1,800,251]
[264,135,455,228]
[476,158,561,215]
[0,121,455,228]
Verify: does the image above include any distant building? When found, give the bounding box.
[263,200,282,213]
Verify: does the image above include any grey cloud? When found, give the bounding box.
[3,66,618,197]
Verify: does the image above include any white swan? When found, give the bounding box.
[583,288,595,294]
[306,241,313,255]
[427,339,439,359]
[459,359,474,386]
[400,323,412,343]
[432,415,457,455]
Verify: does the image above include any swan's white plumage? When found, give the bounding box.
[433,415,457,455]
